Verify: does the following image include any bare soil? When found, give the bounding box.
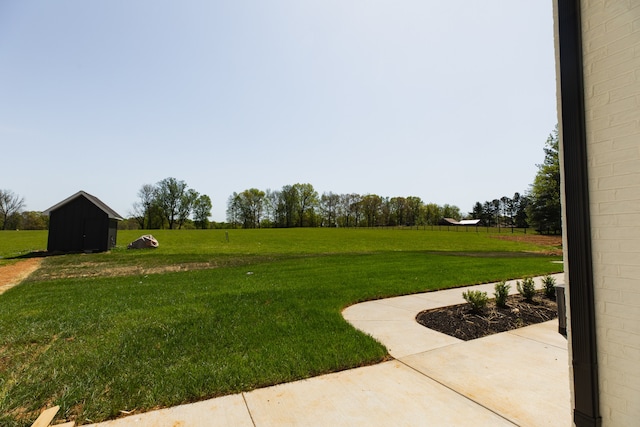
[490,234,563,255]
[416,292,558,341]
[0,258,43,294]
[31,261,218,281]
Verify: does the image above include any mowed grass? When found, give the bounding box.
[0,229,562,425]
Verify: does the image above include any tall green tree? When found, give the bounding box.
[131,184,156,229]
[337,193,361,227]
[471,202,484,222]
[388,197,407,226]
[293,183,318,227]
[514,194,530,228]
[236,189,266,228]
[320,192,340,227]
[442,204,462,221]
[17,211,48,230]
[155,178,188,229]
[192,195,212,229]
[177,189,199,229]
[361,194,383,227]
[277,185,298,228]
[422,203,443,225]
[527,126,561,234]
[406,196,423,225]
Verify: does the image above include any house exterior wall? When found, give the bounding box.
[561,1,640,425]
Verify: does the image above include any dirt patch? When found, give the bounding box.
[32,262,217,281]
[490,234,563,256]
[416,292,558,341]
[0,258,43,294]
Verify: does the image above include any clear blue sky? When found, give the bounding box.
[0,1,557,222]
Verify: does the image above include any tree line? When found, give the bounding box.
[0,189,48,230]
[2,127,561,233]
[470,126,561,234]
[226,185,461,228]
[130,178,212,229]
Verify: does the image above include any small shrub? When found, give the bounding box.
[462,289,488,313]
[494,280,511,308]
[517,277,536,302]
[542,275,556,299]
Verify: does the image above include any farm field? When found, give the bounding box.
[0,228,562,426]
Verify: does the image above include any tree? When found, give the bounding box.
[277,185,298,228]
[177,189,199,229]
[262,189,277,227]
[193,195,212,229]
[389,197,407,226]
[293,183,318,227]
[226,193,241,227]
[442,204,462,221]
[528,126,561,234]
[320,192,340,227]
[337,193,361,227]
[406,196,423,226]
[18,211,48,230]
[422,203,442,225]
[471,202,484,222]
[361,194,383,227]
[131,184,156,229]
[514,194,530,228]
[155,177,187,229]
[230,188,266,228]
[0,189,25,230]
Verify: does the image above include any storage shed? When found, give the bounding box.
[44,191,123,253]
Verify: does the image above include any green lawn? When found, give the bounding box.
[0,229,562,426]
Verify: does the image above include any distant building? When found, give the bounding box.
[44,191,123,253]
[439,218,480,226]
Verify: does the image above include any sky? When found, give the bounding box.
[0,1,558,222]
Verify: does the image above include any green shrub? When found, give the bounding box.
[494,280,511,308]
[462,289,488,313]
[542,275,557,299]
[517,277,536,302]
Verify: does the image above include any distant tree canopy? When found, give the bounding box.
[471,193,529,228]
[130,178,211,229]
[470,125,561,233]
[0,189,26,230]
[226,183,461,229]
[527,126,561,234]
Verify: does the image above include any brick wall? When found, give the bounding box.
[579,1,640,425]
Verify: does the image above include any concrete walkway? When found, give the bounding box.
[88,274,570,427]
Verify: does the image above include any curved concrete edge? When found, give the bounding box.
[341,273,565,359]
[342,273,571,427]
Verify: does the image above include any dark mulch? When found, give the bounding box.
[416,292,558,341]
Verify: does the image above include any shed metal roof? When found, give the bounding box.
[458,219,481,225]
[44,190,124,220]
[441,218,481,225]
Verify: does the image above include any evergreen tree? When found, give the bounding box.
[527,126,561,234]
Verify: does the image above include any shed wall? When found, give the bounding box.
[47,196,113,252]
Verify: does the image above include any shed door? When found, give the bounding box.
[83,218,104,251]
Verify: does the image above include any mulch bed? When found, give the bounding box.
[416,292,558,341]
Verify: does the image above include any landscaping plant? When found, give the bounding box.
[542,275,557,299]
[517,277,537,302]
[494,280,511,308]
[462,289,489,313]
